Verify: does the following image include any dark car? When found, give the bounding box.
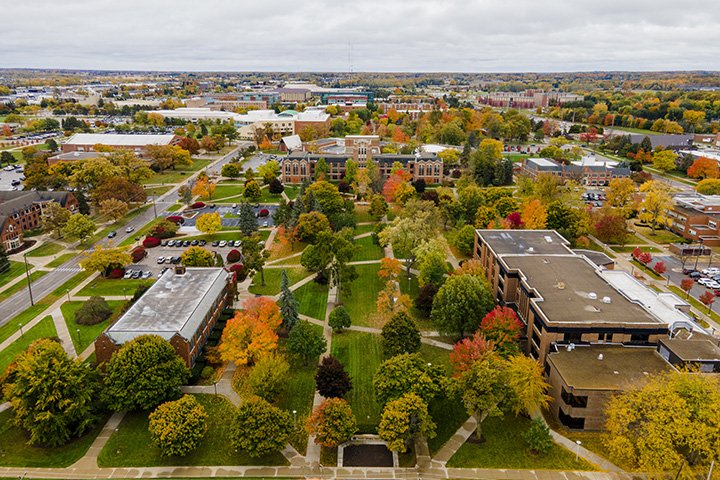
[212,240,219,247]
[690,271,702,280]
[683,267,697,275]
[171,256,181,264]
[199,240,207,246]
[131,270,141,279]
[107,231,117,239]
[182,240,190,247]
[190,240,198,246]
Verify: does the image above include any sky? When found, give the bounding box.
[2,0,720,72]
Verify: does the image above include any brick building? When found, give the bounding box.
[95,266,234,368]
[666,194,720,246]
[61,133,179,155]
[522,157,630,186]
[0,191,78,251]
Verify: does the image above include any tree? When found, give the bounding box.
[414,239,449,287]
[653,261,666,276]
[243,180,262,202]
[0,246,9,273]
[99,198,129,223]
[241,233,270,285]
[181,246,215,267]
[696,178,720,195]
[300,230,357,302]
[700,290,715,313]
[593,208,629,245]
[450,332,495,376]
[0,150,14,166]
[268,178,284,194]
[379,199,440,277]
[454,352,508,440]
[504,355,550,416]
[103,335,190,411]
[237,201,259,236]
[258,160,280,183]
[92,176,146,204]
[195,212,221,235]
[109,150,154,183]
[606,178,637,217]
[1,339,100,447]
[314,157,329,181]
[414,282,438,317]
[304,181,344,218]
[306,398,357,447]
[381,311,421,357]
[680,278,694,298]
[328,305,351,332]
[146,145,193,171]
[288,320,327,365]
[247,354,289,402]
[605,371,720,473]
[150,219,179,239]
[297,211,331,242]
[373,353,446,405]
[368,194,389,220]
[523,417,552,455]
[315,355,353,398]
[79,244,132,275]
[521,199,548,229]
[63,213,96,243]
[652,150,676,173]
[378,393,436,453]
[218,297,281,366]
[278,269,299,331]
[230,399,293,457]
[192,178,216,200]
[148,395,208,457]
[479,306,523,357]
[75,296,113,325]
[221,163,240,178]
[687,157,720,180]
[431,274,495,338]
[41,202,72,238]
[638,181,671,234]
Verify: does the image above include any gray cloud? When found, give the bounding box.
[1,0,719,71]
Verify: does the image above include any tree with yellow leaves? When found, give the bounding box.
[192,178,216,200]
[638,180,672,235]
[218,297,281,366]
[520,199,547,230]
[606,177,637,217]
[195,212,221,235]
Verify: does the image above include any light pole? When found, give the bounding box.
[23,253,34,306]
[575,440,582,461]
[213,381,218,395]
[292,410,297,424]
[18,323,23,335]
[76,328,81,346]
[66,288,70,302]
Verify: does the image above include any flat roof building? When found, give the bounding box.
[95,266,234,368]
[61,133,179,155]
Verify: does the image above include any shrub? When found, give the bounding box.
[414,283,438,317]
[131,246,147,262]
[75,296,113,325]
[229,263,247,282]
[230,399,293,457]
[258,208,270,217]
[148,395,208,457]
[200,366,215,380]
[315,355,352,398]
[523,418,552,455]
[328,306,351,333]
[190,202,206,209]
[268,178,284,194]
[108,268,125,279]
[166,215,184,224]
[247,354,289,402]
[226,249,242,263]
[143,237,161,248]
[151,219,180,239]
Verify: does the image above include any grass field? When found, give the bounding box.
[76,278,154,298]
[97,394,288,467]
[60,300,125,353]
[144,185,173,197]
[0,260,26,289]
[353,224,377,235]
[213,184,244,199]
[353,205,376,223]
[342,264,385,327]
[668,285,719,325]
[140,159,212,185]
[46,253,78,268]
[331,331,383,433]
[352,236,383,261]
[447,415,597,470]
[26,241,65,257]
[248,266,310,296]
[166,203,183,212]
[0,409,105,467]
[0,316,57,373]
[294,278,329,320]
[632,224,685,245]
[612,245,661,253]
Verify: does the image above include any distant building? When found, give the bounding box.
[667,194,720,246]
[626,133,693,150]
[61,133,180,155]
[0,191,78,251]
[47,151,107,166]
[153,107,239,123]
[94,266,234,368]
[522,156,630,186]
[479,90,583,109]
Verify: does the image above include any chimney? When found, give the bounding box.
[175,265,186,275]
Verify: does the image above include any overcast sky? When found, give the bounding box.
[2,0,720,72]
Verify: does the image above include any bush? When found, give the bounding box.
[258,208,269,217]
[108,268,125,279]
[190,202,206,209]
[412,178,426,193]
[315,355,352,398]
[148,395,208,457]
[268,178,284,194]
[200,366,215,381]
[166,215,184,224]
[151,219,180,239]
[414,282,438,317]
[523,418,552,455]
[226,249,242,263]
[143,237,161,248]
[328,305,351,332]
[230,399,293,457]
[75,296,113,325]
[131,246,147,262]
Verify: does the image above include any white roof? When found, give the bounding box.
[571,155,619,168]
[65,133,176,147]
[154,107,239,121]
[296,110,330,122]
[422,144,460,154]
[530,157,559,167]
[281,135,303,151]
[679,149,720,162]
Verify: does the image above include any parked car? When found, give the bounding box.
[683,267,697,275]
[141,271,152,279]
[263,221,269,227]
[107,231,117,239]
[123,270,133,279]
[160,240,168,246]
[699,277,715,287]
[167,240,175,247]
[131,270,141,279]
[157,256,165,264]
[702,268,720,276]
[182,240,190,247]
[219,240,227,247]
[171,256,181,264]
[190,240,198,246]
[211,241,219,247]
[690,271,702,280]
[706,281,720,289]
[199,240,207,246]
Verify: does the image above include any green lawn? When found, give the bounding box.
[76,278,154,298]
[46,253,79,268]
[26,241,65,257]
[632,224,685,245]
[144,185,173,197]
[331,331,383,433]
[0,316,57,374]
[97,394,288,467]
[249,267,310,296]
[630,259,663,280]
[447,415,597,470]
[0,270,49,302]
[0,260,26,289]
[353,224,377,235]
[352,236,383,262]
[166,203,183,212]
[60,300,125,353]
[213,184,244,199]
[89,205,151,245]
[353,205,376,223]
[283,186,300,200]
[294,278,329,320]
[0,409,105,467]
[141,159,212,185]
[612,245,661,253]
[342,264,385,327]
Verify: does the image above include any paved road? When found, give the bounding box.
[0,146,242,326]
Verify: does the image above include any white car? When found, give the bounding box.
[126,226,135,233]
[706,281,720,289]
[218,240,227,247]
[156,256,165,264]
[702,267,720,276]
[699,277,716,287]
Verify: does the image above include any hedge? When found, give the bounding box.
[226,249,242,263]
[142,237,161,248]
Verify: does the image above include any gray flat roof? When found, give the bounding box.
[65,133,176,146]
[107,267,230,344]
[660,336,720,362]
[503,255,662,326]
[548,345,672,390]
[476,229,571,256]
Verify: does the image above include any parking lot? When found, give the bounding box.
[0,164,25,191]
[183,204,278,228]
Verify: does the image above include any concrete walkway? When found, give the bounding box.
[181,362,241,406]
[50,309,76,357]
[432,414,477,465]
[71,412,126,469]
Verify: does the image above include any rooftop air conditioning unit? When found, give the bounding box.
[597,354,604,361]
[602,296,612,304]
[588,292,598,300]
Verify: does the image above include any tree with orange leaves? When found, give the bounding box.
[687,157,720,180]
[450,332,495,376]
[382,170,415,203]
[218,297,282,366]
[521,199,548,230]
[479,306,523,357]
[378,258,402,282]
[192,178,216,200]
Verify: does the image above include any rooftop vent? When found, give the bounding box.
[544,236,553,243]
[555,282,566,290]
[588,292,598,300]
[613,371,619,375]
[598,354,604,361]
[527,247,535,253]
[601,296,612,304]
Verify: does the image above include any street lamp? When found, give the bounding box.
[18,323,23,336]
[575,440,582,461]
[292,410,297,424]
[213,381,218,395]
[22,253,34,306]
[76,328,81,346]
[66,288,70,302]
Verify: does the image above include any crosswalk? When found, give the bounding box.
[54,267,83,272]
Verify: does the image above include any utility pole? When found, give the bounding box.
[23,253,34,306]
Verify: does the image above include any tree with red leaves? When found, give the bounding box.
[680,278,694,298]
[504,211,523,229]
[450,332,495,376]
[637,252,652,265]
[653,261,666,276]
[700,291,715,313]
[479,306,523,357]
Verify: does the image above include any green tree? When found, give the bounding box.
[652,150,677,173]
[103,335,190,411]
[247,354,289,402]
[696,178,720,195]
[378,393,436,453]
[99,198,129,223]
[373,352,446,405]
[258,160,280,183]
[414,239,449,287]
[41,202,72,238]
[1,339,100,447]
[181,246,215,267]
[1,151,15,166]
[454,352,507,440]
[230,399,293,457]
[75,296,113,325]
[304,181,344,218]
[306,398,357,447]
[300,230,357,302]
[241,233,270,285]
[315,355,353,398]
[278,269,299,331]
[221,163,240,178]
[195,212,222,235]
[0,246,9,274]
[328,305,351,333]
[287,320,327,365]
[379,199,440,277]
[297,211,331,243]
[314,157,329,181]
[381,311,421,357]
[63,213,96,243]
[148,395,208,457]
[345,158,358,185]
[238,202,259,236]
[79,244,132,276]
[243,180,262,202]
[368,194,389,220]
[523,418,552,455]
[431,274,495,338]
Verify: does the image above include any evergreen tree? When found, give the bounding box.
[0,246,9,273]
[278,269,299,331]
[237,202,259,236]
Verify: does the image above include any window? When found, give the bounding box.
[629,333,650,344]
[563,332,582,344]
[561,387,588,408]
[558,409,585,429]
